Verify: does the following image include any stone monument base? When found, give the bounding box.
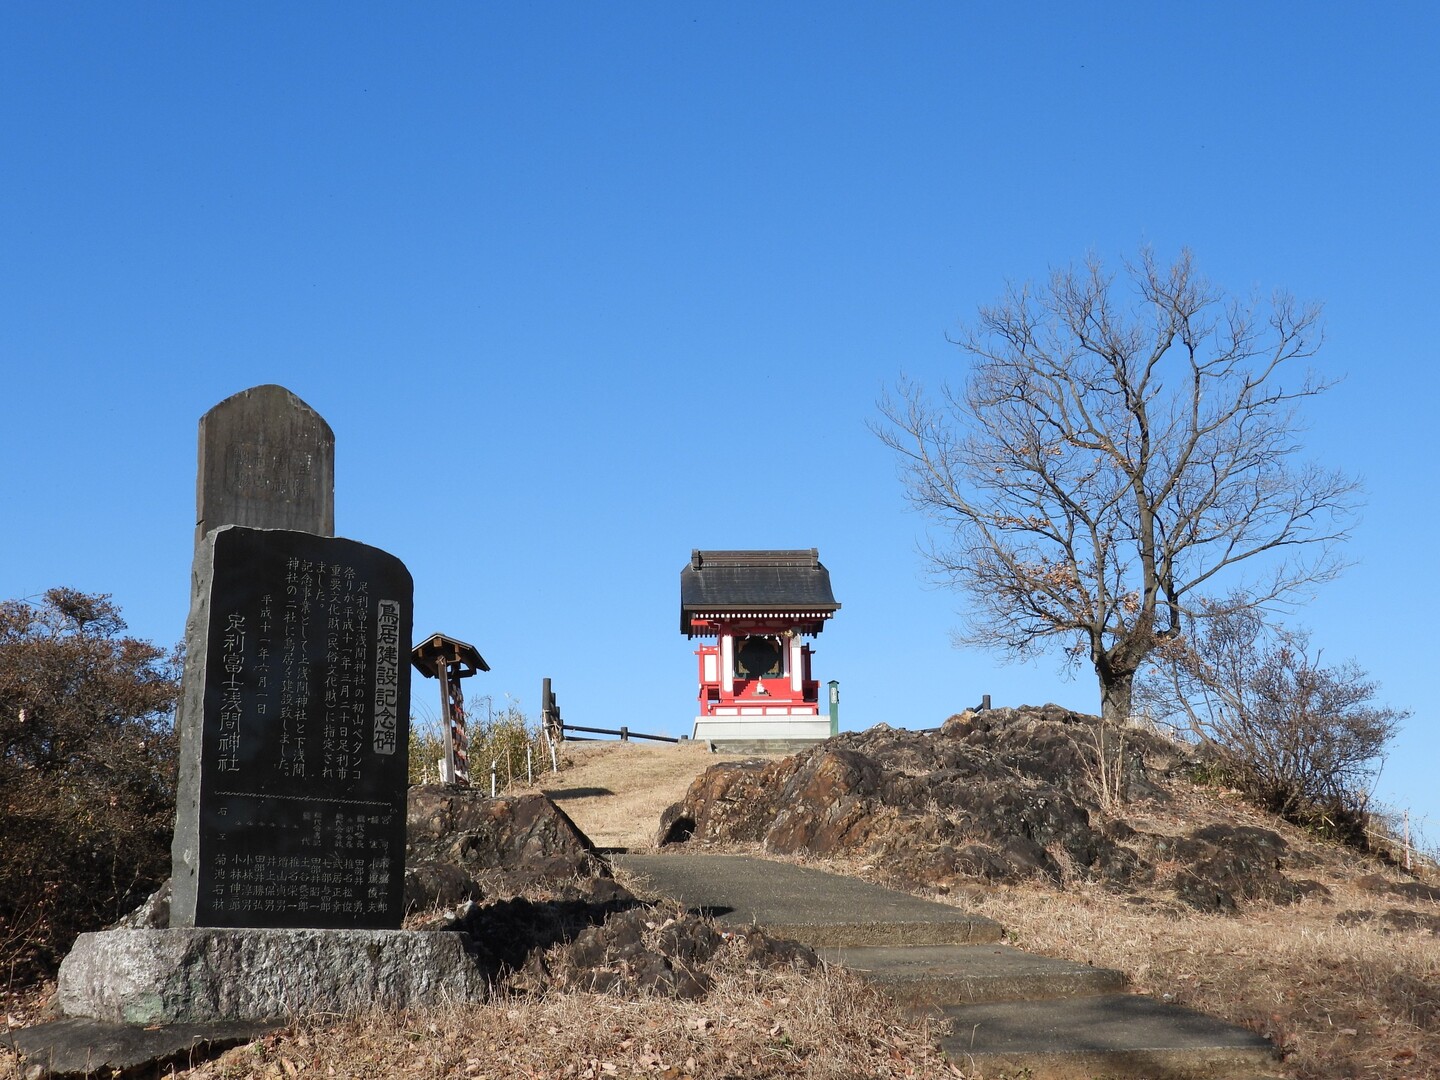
[58,928,488,1024]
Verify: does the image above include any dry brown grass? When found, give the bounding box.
[969,788,1440,1079]
[169,951,955,1080]
[509,740,741,851]
[969,881,1439,1078]
[9,740,1438,1080]
[729,779,1440,1080]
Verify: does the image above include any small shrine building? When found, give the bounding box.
[680,549,840,745]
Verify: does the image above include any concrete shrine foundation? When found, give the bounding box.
[58,928,487,1024]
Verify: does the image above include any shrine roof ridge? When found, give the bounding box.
[680,548,839,635]
[688,549,821,570]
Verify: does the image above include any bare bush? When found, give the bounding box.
[1142,601,1406,837]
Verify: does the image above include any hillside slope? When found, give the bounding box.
[508,738,775,850]
[537,710,1440,1078]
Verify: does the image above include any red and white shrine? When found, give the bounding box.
[680,549,840,745]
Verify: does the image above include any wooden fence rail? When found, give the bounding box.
[561,723,681,744]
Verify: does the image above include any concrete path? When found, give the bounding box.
[617,853,1278,1079]
[615,853,1003,946]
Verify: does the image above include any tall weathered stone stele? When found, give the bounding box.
[171,383,409,930]
[195,385,335,543]
[170,526,413,929]
[50,388,478,1040]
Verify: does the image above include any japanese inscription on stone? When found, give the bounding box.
[171,525,412,929]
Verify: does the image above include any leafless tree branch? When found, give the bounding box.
[871,248,1361,719]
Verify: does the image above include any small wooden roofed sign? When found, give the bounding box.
[410,633,489,678]
[410,633,489,785]
[680,549,840,638]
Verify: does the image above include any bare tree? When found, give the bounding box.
[875,249,1359,721]
[1141,601,1406,826]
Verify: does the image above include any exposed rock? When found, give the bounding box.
[404,861,485,915]
[1150,824,1311,912]
[1354,873,1440,904]
[545,908,718,998]
[441,876,644,976]
[658,706,1319,913]
[1,1017,278,1080]
[406,788,608,902]
[109,880,171,930]
[57,928,488,1024]
[1337,908,1440,934]
[661,708,1148,888]
[656,800,696,847]
[528,907,819,1000]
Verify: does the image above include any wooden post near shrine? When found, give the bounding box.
[410,633,489,784]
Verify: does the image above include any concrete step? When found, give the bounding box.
[614,853,1003,947]
[939,994,1278,1079]
[822,943,1127,1010]
[617,855,1279,1077]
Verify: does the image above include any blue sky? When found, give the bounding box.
[3,4,1436,846]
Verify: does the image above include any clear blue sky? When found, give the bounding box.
[3,4,1436,846]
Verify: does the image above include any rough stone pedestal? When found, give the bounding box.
[58,928,487,1024]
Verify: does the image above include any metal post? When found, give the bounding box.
[526,745,533,785]
[490,759,498,798]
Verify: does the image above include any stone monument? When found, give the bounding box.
[194,384,335,543]
[169,525,412,929]
[56,386,486,1024]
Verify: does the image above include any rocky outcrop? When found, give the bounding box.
[511,907,819,999]
[405,787,608,911]
[658,706,1323,913]
[58,927,488,1024]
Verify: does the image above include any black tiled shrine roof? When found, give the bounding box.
[680,549,840,635]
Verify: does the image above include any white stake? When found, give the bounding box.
[550,741,559,773]
[491,759,498,798]
[526,745,533,785]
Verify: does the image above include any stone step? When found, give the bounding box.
[2,1018,278,1080]
[614,854,1003,947]
[822,943,1127,1009]
[618,855,1280,1077]
[939,994,1278,1079]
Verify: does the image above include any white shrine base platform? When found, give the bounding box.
[692,714,833,744]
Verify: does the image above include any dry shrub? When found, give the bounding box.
[0,589,179,986]
[409,698,545,791]
[0,768,175,985]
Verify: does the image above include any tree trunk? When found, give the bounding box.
[1099,667,1135,724]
